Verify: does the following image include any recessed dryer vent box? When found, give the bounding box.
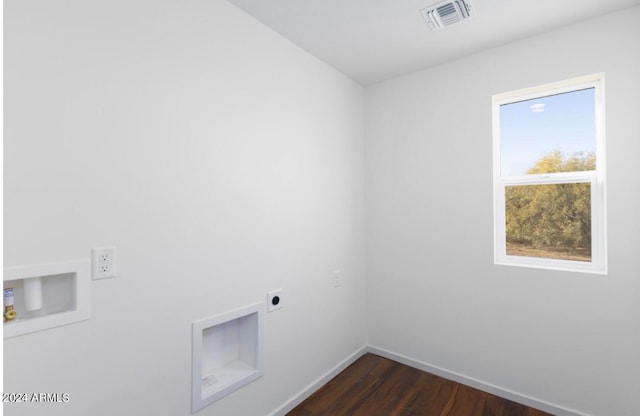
[191,303,264,413]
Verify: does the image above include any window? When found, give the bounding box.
[492,74,606,274]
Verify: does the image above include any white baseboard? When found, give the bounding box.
[266,345,368,416]
[267,344,593,416]
[366,345,593,416]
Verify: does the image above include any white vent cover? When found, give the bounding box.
[421,0,473,31]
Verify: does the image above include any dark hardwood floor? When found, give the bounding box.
[287,353,553,416]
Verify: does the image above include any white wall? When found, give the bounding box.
[365,6,640,416]
[4,1,366,415]
[7,1,640,416]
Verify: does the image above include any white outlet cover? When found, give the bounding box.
[92,246,117,279]
[267,289,283,312]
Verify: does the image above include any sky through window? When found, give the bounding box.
[500,88,596,176]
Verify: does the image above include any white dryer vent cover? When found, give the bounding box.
[421,0,473,31]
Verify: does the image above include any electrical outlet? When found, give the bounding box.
[333,270,341,288]
[267,289,283,312]
[92,247,117,279]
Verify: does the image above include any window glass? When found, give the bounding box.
[505,183,591,262]
[492,73,606,274]
[500,88,596,176]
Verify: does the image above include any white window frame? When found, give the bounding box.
[492,73,607,274]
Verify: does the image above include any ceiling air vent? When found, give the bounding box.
[421,0,473,31]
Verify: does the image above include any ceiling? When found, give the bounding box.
[227,0,640,86]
